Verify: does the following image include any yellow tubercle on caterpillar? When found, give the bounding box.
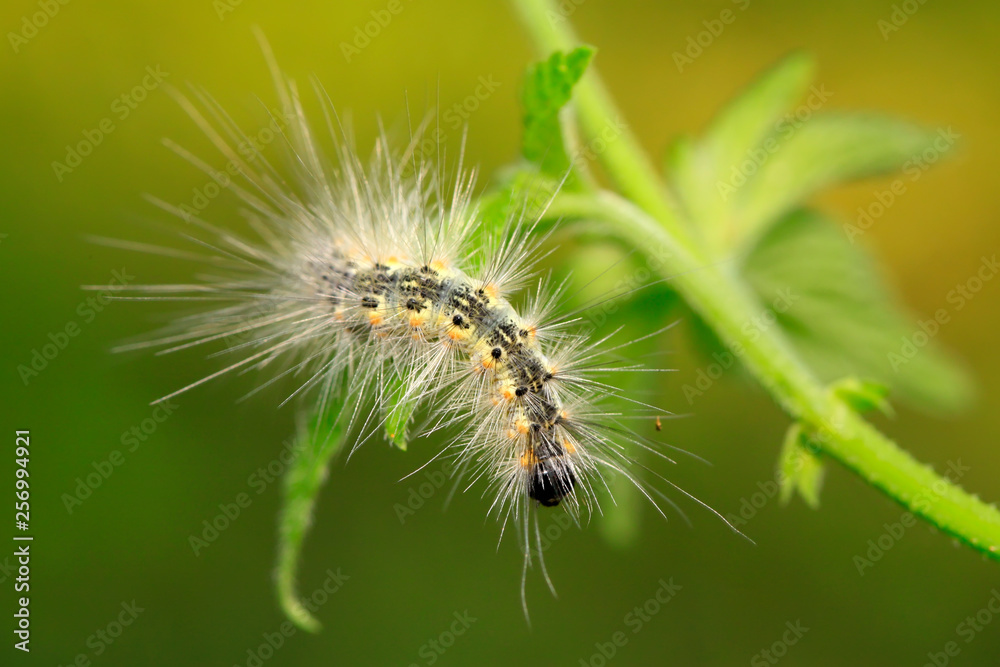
[519,449,538,470]
[385,254,410,267]
[470,337,508,373]
[408,310,429,329]
[477,349,505,373]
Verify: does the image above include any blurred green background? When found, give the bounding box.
[3,0,1000,665]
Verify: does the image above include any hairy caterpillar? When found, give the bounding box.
[104,40,729,614]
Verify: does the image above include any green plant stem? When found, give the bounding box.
[509,0,690,243]
[276,411,348,632]
[512,0,1000,559]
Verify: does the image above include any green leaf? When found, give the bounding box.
[830,377,894,417]
[383,373,419,451]
[664,53,956,255]
[477,163,561,237]
[734,114,956,249]
[743,209,973,412]
[276,403,348,632]
[779,423,825,508]
[667,53,815,246]
[703,52,816,181]
[521,46,595,179]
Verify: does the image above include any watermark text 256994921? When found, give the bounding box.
[13,430,32,653]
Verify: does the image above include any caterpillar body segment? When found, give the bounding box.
[305,239,582,509]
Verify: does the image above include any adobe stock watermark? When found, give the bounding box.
[750,620,809,666]
[672,0,752,73]
[213,0,247,20]
[394,459,578,549]
[61,401,179,514]
[723,417,849,530]
[442,76,501,129]
[532,510,579,552]
[7,0,72,54]
[584,236,675,331]
[546,0,586,25]
[188,435,300,556]
[843,127,959,244]
[176,110,293,223]
[401,75,502,179]
[55,601,144,666]
[17,268,135,386]
[340,0,416,63]
[232,567,349,667]
[406,611,477,667]
[393,459,456,524]
[725,453,812,529]
[716,85,833,200]
[52,66,170,182]
[723,403,852,530]
[921,589,1000,667]
[221,299,279,348]
[878,0,931,41]
[0,555,17,585]
[887,254,999,372]
[853,459,969,575]
[569,115,627,173]
[681,288,798,404]
[61,400,179,513]
[578,577,682,666]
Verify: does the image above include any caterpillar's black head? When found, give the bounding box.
[528,456,577,507]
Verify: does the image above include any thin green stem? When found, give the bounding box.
[514,0,1000,560]
[276,410,348,632]
[510,0,691,244]
[551,192,1000,557]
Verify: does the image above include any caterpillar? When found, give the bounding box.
[105,40,728,614]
